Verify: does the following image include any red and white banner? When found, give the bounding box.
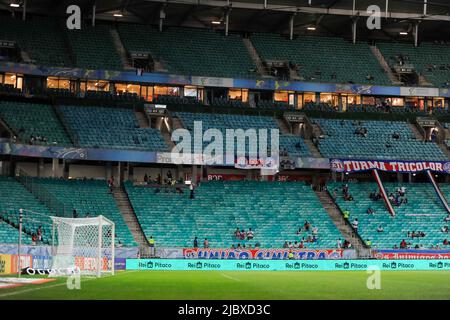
[331,159,450,174]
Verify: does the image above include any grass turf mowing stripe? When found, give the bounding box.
[0,270,448,300]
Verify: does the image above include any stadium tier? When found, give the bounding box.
[117,24,257,78]
[125,181,343,248]
[251,33,391,85]
[59,105,168,151]
[66,24,123,71]
[377,41,450,87]
[0,101,72,146]
[30,178,136,246]
[0,14,70,67]
[174,112,312,157]
[329,182,449,249]
[312,118,446,161]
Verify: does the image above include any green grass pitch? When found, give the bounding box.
[1,270,449,300]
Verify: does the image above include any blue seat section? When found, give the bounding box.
[251,33,391,85]
[328,182,449,249]
[0,101,72,146]
[312,118,447,160]
[174,112,312,157]
[125,181,342,248]
[0,220,30,244]
[31,178,136,246]
[117,25,257,79]
[0,176,50,244]
[59,105,168,151]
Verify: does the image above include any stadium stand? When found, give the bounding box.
[0,14,70,67]
[0,219,30,244]
[125,180,342,248]
[0,101,72,146]
[117,24,257,78]
[329,182,449,249]
[174,112,312,157]
[65,24,123,71]
[377,41,450,87]
[251,33,391,85]
[0,176,51,244]
[31,178,136,246]
[59,105,168,151]
[312,118,446,160]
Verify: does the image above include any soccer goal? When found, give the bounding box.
[50,215,115,277]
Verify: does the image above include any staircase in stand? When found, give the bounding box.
[409,122,425,141]
[112,186,148,253]
[304,140,323,158]
[110,27,133,70]
[276,118,290,134]
[315,190,369,257]
[135,110,150,128]
[242,38,270,77]
[370,45,403,86]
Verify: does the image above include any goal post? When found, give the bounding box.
[50,215,115,277]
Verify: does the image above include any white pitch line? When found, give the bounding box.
[0,270,137,298]
[220,272,241,282]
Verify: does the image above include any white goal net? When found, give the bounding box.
[50,216,115,277]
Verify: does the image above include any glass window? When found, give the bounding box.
[184,86,198,97]
[87,80,109,91]
[303,92,316,103]
[229,89,242,100]
[274,90,288,102]
[4,73,16,86]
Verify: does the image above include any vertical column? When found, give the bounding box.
[52,158,59,178]
[37,158,44,177]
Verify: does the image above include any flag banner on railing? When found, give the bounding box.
[330,159,450,174]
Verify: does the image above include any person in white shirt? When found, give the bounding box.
[352,218,359,232]
[246,228,254,240]
[337,238,342,249]
[377,225,384,233]
[312,226,318,235]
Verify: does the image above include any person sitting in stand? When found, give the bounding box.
[246,228,254,240]
[312,226,318,235]
[377,225,384,233]
[445,214,450,222]
[283,241,288,248]
[441,226,449,233]
[444,239,449,246]
[367,207,375,215]
[400,239,408,249]
[304,220,311,232]
[239,230,246,240]
[234,228,240,239]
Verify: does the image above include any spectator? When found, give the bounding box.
[144,173,148,183]
[296,227,302,235]
[400,239,408,249]
[304,220,311,232]
[148,236,155,257]
[193,236,198,248]
[189,183,195,199]
[85,212,90,218]
[337,238,342,249]
[367,207,374,215]
[312,226,318,235]
[288,250,294,260]
[392,132,400,140]
[203,238,209,249]
[444,239,449,246]
[72,209,78,218]
[239,230,246,240]
[283,241,288,248]
[343,209,350,220]
[366,239,372,247]
[352,218,359,232]
[445,214,450,222]
[441,226,449,233]
[31,233,37,245]
[246,228,254,240]
[377,225,384,233]
[234,228,240,239]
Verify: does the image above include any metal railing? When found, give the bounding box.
[16,169,71,218]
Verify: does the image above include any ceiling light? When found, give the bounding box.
[113,13,123,17]
[211,21,221,25]
[399,32,408,35]
[307,26,316,31]
[10,3,20,8]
